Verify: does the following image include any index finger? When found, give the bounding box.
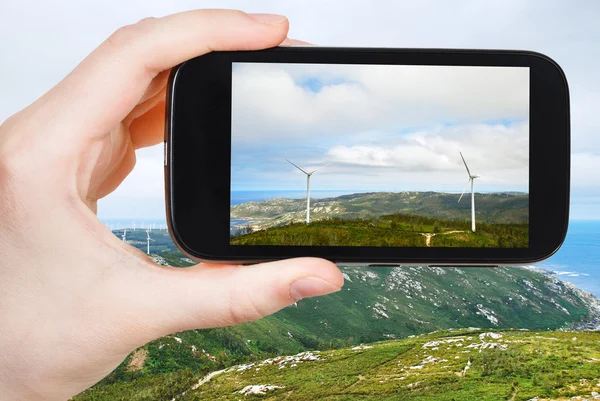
[30,10,289,144]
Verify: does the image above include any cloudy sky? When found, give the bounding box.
[1,0,599,219]
[232,62,529,192]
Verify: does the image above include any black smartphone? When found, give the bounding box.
[164,47,570,266]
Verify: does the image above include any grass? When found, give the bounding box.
[231,213,529,247]
[74,329,600,401]
[72,231,597,401]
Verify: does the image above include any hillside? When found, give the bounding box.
[73,229,599,401]
[230,191,529,232]
[231,213,528,247]
[74,230,599,400]
[74,329,600,401]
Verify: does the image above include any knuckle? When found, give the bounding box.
[105,18,155,51]
[137,16,157,24]
[0,128,27,175]
[0,112,23,135]
[105,24,138,50]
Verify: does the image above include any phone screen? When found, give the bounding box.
[229,63,529,248]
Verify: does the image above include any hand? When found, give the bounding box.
[0,10,342,401]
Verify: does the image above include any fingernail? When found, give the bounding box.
[289,277,341,301]
[248,13,288,25]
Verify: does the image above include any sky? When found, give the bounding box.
[231,62,529,192]
[1,0,599,219]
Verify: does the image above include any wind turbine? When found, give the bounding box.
[122,229,127,242]
[458,151,480,232]
[132,221,136,231]
[286,159,331,224]
[145,229,154,255]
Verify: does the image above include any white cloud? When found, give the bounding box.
[324,123,528,172]
[232,63,528,141]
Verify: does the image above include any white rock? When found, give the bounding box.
[238,384,284,395]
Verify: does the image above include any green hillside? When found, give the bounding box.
[74,329,600,401]
[231,213,528,247]
[230,191,529,232]
[73,230,598,401]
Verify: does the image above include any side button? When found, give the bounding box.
[164,141,168,166]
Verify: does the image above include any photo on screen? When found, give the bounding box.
[230,63,529,247]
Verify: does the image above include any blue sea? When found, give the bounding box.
[537,220,600,298]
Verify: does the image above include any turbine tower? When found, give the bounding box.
[286,159,330,224]
[122,229,127,242]
[146,229,153,255]
[458,151,480,232]
[132,221,136,231]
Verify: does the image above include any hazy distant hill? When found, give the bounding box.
[230,191,529,231]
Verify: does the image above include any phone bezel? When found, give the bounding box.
[165,47,570,265]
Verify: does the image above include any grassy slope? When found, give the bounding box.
[73,231,597,400]
[231,213,528,247]
[75,329,600,401]
[73,262,597,401]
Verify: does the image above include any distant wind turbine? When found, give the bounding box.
[132,221,136,231]
[458,151,480,232]
[286,159,331,224]
[146,229,154,255]
[122,229,127,242]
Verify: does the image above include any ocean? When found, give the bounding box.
[537,220,600,298]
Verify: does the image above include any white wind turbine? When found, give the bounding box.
[122,229,127,242]
[286,159,331,224]
[145,229,154,255]
[458,151,480,232]
[132,221,136,231]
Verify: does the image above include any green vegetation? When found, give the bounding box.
[231,213,529,247]
[74,329,600,401]
[73,230,598,400]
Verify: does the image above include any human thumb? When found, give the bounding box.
[131,257,344,341]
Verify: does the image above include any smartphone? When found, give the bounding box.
[164,47,570,266]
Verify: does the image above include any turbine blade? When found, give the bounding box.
[309,161,332,174]
[285,159,309,175]
[459,151,472,177]
[458,179,471,202]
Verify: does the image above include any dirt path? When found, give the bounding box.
[421,233,435,247]
[126,348,147,372]
[421,231,465,247]
[171,368,230,401]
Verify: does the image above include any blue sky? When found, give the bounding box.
[231,62,529,194]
